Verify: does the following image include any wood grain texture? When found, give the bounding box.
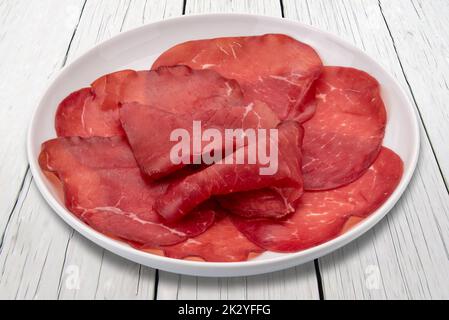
[379,0,449,186]
[0,0,184,300]
[0,0,86,300]
[0,171,74,299]
[283,0,449,299]
[155,0,321,301]
[0,0,85,258]
[158,264,319,300]
[184,0,281,16]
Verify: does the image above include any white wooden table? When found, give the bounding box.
[0,0,448,300]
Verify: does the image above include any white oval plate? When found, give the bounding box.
[28,14,420,277]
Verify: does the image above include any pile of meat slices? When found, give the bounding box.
[39,34,404,262]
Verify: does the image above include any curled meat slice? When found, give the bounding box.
[231,148,403,252]
[120,100,280,180]
[162,213,264,262]
[155,121,304,222]
[56,70,134,137]
[153,34,323,121]
[39,136,215,247]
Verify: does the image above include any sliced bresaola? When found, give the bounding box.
[217,187,299,219]
[152,34,323,121]
[56,70,134,137]
[155,121,304,222]
[120,65,243,112]
[231,147,403,252]
[120,100,280,180]
[39,136,215,247]
[302,66,387,190]
[162,213,264,262]
[56,66,243,138]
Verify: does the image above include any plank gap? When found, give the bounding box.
[378,0,448,193]
[0,167,30,253]
[56,230,75,300]
[153,269,160,300]
[314,260,324,300]
[183,0,187,15]
[61,0,88,68]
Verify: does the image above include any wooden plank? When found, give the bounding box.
[0,0,184,300]
[156,0,321,301]
[0,171,74,299]
[379,0,449,185]
[185,0,282,16]
[65,0,184,63]
[283,0,449,299]
[0,0,85,255]
[157,265,319,300]
[0,0,86,300]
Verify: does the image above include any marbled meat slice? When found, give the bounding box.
[231,147,403,252]
[56,65,243,138]
[152,34,323,121]
[162,213,264,262]
[39,136,215,247]
[218,187,300,219]
[56,70,134,137]
[302,66,387,190]
[119,100,280,180]
[155,121,304,222]
[120,65,243,112]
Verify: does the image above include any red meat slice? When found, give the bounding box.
[56,70,134,137]
[302,66,387,190]
[231,147,403,253]
[121,65,243,112]
[218,187,300,219]
[120,100,280,180]
[162,213,264,262]
[155,121,304,222]
[152,34,323,121]
[39,136,215,247]
[56,65,243,138]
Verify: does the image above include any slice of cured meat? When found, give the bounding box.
[39,136,215,247]
[302,66,387,190]
[218,187,299,219]
[152,34,323,121]
[56,65,243,138]
[231,147,403,252]
[162,213,264,262]
[56,70,134,137]
[120,100,280,180]
[120,65,243,112]
[155,121,304,222]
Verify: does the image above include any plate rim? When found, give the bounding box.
[27,13,421,277]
